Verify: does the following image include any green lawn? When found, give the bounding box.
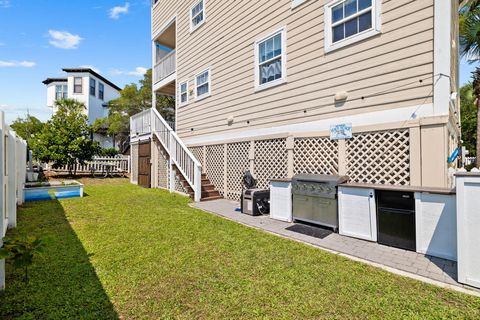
[1,179,479,319]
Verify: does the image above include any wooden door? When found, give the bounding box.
[138,140,151,188]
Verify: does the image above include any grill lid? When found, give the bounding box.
[292,174,349,186]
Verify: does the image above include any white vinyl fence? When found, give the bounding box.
[0,111,27,290]
[465,157,476,166]
[49,155,130,175]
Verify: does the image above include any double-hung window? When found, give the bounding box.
[90,78,96,97]
[324,0,380,52]
[55,84,68,100]
[190,0,204,32]
[195,69,210,100]
[179,81,188,105]
[74,77,83,94]
[255,28,286,90]
[99,83,105,100]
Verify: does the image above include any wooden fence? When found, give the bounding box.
[49,156,131,175]
[0,111,28,290]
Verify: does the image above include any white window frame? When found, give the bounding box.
[90,78,96,97]
[190,0,205,33]
[98,83,105,100]
[194,68,211,101]
[324,0,381,53]
[55,84,68,101]
[179,80,189,106]
[73,77,83,94]
[254,27,287,92]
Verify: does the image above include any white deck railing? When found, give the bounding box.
[154,50,176,84]
[130,109,202,201]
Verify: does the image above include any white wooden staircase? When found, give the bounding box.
[130,108,221,202]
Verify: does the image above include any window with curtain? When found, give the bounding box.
[195,69,210,99]
[190,0,204,31]
[179,81,188,105]
[256,28,285,89]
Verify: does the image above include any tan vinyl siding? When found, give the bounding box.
[153,0,435,138]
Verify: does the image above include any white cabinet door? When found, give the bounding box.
[270,181,292,222]
[338,187,377,242]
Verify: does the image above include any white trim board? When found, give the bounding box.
[182,103,434,145]
[433,0,452,116]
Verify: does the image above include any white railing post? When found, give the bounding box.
[194,164,202,202]
[169,133,176,192]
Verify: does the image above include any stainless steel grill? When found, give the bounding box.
[292,174,348,231]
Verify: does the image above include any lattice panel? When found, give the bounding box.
[226,142,250,201]
[131,143,139,184]
[189,146,205,169]
[254,139,288,189]
[206,144,225,196]
[294,137,339,175]
[156,143,169,189]
[175,174,189,194]
[346,130,410,185]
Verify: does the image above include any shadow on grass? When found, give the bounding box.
[0,200,118,319]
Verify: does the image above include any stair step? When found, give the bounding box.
[201,184,216,191]
[202,190,221,198]
[200,195,224,202]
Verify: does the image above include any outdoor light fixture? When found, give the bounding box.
[334,91,348,101]
[450,92,458,102]
[227,116,234,126]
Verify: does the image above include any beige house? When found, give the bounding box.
[131,0,460,202]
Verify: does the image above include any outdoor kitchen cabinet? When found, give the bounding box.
[338,186,377,242]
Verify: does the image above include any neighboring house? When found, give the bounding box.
[43,68,122,149]
[130,0,460,201]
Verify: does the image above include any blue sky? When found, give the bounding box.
[0,0,151,124]
[0,1,478,124]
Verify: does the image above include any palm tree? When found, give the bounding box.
[460,0,480,163]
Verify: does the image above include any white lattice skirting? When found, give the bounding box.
[185,128,412,201]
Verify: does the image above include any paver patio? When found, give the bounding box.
[193,199,479,296]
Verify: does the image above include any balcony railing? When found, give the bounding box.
[154,50,176,84]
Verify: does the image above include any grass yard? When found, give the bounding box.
[1,179,479,319]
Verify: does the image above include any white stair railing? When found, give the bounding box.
[148,108,202,201]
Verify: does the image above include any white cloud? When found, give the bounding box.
[0,60,36,68]
[109,2,130,19]
[112,67,147,77]
[79,65,101,73]
[48,30,83,49]
[0,1,11,8]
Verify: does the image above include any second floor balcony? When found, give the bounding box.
[154,50,176,85]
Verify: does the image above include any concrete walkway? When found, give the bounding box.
[193,199,480,296]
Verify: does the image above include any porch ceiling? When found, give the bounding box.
[156,23,176,49]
